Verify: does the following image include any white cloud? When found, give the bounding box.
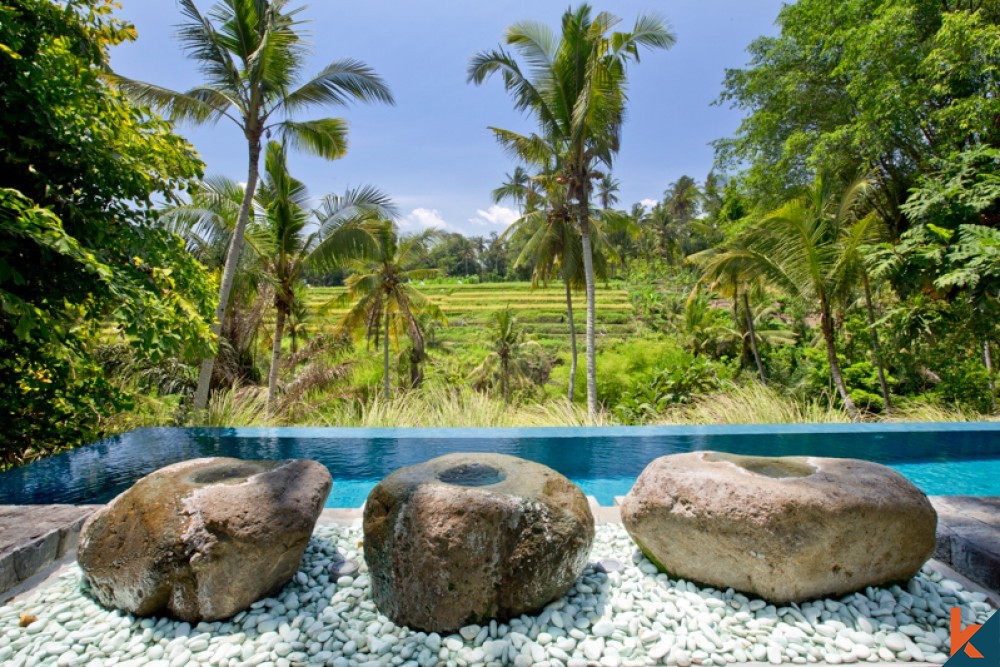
[640,198,659,210]
[468,205,519,229]
[401,207,450,231]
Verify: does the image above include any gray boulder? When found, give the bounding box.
[363,453,594,632]
[77,457,331,622]
[620,451,937,603]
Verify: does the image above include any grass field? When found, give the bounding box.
[301,280,637,352]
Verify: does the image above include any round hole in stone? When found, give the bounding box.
[704,452,814,479]
[438,463,506,487]
[187,463,262,485]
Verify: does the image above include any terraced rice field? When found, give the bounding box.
[302,281,637,350]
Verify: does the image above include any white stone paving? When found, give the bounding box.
[0,523,994,667]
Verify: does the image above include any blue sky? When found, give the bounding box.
[112,1,784,236]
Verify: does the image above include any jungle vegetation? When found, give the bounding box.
[1,0,998,468]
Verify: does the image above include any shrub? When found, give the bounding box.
[613,356,724,424]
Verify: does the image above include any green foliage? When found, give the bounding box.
[842,361,892,413]
[0,0,214,465]
[716,0,1000,234]
[548,336,717,407]
[470,307,549,403]
[613,357,724,424]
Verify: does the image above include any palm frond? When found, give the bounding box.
[105,74,227,123]
[278,118,349,159]
[281,58,395,113]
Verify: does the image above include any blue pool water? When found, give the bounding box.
[2,423,1000,507]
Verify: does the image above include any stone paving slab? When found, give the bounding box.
[931,496,1000,593]
[0,504,98,598]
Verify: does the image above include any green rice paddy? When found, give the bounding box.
[301,280,637,350]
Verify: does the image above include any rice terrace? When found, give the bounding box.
[1,0,999,666]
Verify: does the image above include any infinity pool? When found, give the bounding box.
[2,423,1000,507]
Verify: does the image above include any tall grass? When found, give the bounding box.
[157,380,998,430]
[309,385,612,427]
[884,399,999,423]
[655,383,995,425]
[661,383,853,424]
[198,386,272,427]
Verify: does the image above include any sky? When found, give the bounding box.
[111,1,785,237]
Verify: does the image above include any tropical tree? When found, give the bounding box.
[700,175,883,417]
[0,0,214,460]
[470,4,674,417]
[492,166,535,215]
[166,142,395,405]
[332,222,446,400]
[504,177,582,402]
[113,0,394,410]
[690,249,774,384]
[664,176,701,221]
[677,293,736,358]
[470,307,542,404]
[500,154,620,403]
[250,142,395,405]
[598,175,621,210]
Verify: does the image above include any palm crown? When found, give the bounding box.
[332,222,447,399]
[114,0,393,159]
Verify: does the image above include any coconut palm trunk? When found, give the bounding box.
[985,339,997,413]
[742,291,766,385]
[409,348,423,389]
[194,137,262,410]
[267,299,287,408]
[580,216,598,419]
[501,354,511,404]
[565,277,578,403]
[861,272,891,412]
[820,299,858,418]
[383,308,391,401]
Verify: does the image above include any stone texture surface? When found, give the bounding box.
[0,505,97,597]
[77,457,331,622]
[621,451,937,603]
[932,496,1000,593]
[363,453,594,632]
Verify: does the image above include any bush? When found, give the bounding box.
[613,356,723,424]
[547,336,689,405]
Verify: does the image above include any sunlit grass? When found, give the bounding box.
[658,383,852,424]
[180,381,995,431]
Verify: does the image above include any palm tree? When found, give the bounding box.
[664,176,701,222]
[598,174,621,210]
[689,251,770,384]
[471,307,541,404]
[492,166,534,215]
[699,175,883,418]
[113,0,394,410]
[505,181,581,402]
[167,142,395,406]
[501,163,617,403]
[332,222,446,400]
[470,4,674,418]
[680,292,738,358]
[645,203,683,263]
[250,142,395,406]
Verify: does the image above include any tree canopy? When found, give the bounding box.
[0,0,214,461]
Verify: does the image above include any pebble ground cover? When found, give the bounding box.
[1,523,993,667]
